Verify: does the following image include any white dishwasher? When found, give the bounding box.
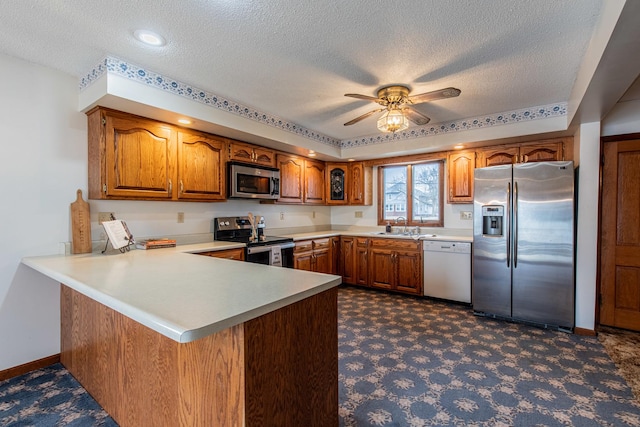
[423,240,471,303]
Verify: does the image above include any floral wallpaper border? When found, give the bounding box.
[80,57,567,150]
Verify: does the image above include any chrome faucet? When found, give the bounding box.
[395,217,407,234]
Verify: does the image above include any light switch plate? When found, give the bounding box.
[355,211,363,218]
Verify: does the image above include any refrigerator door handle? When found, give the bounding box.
[506,182,511,268]
[514,181,518,268]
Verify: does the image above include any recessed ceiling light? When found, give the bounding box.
[308,152,317,157]
[347,158,356,162]
[178,118,192,125]
[134,30,166,47]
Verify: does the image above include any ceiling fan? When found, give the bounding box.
[343,85,461,133]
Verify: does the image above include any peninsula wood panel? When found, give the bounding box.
[244,287,338,426]
[60,285,244,427]
[60,284,338,426]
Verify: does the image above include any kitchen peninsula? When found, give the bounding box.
[22,243,341,427]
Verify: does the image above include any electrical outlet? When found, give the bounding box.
[177,212,185,223]
[280,212,284,220]
[354,211,363,218]
[460,211,473,220]
[98,212,114,224]
[312,211,316,219]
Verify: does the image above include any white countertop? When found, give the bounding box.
[281,230,473,243]
[22,241,341,344]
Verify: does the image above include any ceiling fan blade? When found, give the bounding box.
[407,87,461,104]
[343,109,384,126]
[344,93,381,102]
[402,107,431,125]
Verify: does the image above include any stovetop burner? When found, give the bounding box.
[213,216,294,247]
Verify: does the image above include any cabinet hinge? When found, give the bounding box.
[600,153,605,166]
[102,117,106,126]
[102,183,107,193]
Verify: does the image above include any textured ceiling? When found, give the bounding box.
[0,0,608,142]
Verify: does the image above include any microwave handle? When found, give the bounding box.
[271,177,280,196]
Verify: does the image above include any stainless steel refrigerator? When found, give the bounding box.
[472,161,575,330]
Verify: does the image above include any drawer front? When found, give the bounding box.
[312,238,331,250]
[294,240,314,253]
[355,237,369,247]
[370,238,421,251]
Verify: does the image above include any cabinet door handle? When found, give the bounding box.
[180,180,184,194]
[168,179,172,193]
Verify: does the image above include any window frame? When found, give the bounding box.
[377,160,444,227]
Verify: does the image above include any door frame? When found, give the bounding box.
[597,132,640,331]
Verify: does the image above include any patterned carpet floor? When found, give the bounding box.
[1,285,639,426]
[337,286,640,426]
[598,326,640,402]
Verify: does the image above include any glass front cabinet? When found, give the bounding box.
[326,164,348,205]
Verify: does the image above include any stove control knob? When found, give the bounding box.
[224,221,230,226]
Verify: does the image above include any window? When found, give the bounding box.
[378,161,444,227]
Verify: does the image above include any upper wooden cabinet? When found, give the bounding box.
[477,138,569,168]
[304,159,326,204]
[349,162,373,205]
[276,154,325,204]
[447,151,475,204]
[89,109,174,200]
[87,108,226,201]
[176,131,226,200]
[326,163,348,205]
[276,154,305,203]
[228,140,276,168]
[478,146,519,167]
[325,162,373,206]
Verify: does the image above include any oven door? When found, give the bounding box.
[245,243,295,268]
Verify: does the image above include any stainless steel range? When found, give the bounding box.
[213,216,295,267]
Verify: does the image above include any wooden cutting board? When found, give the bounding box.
[71,189,92,254]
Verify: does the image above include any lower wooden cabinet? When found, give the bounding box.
[339,236,423,296]
[339,236,356,284]
[294,238,333,274]
[355,238,369,287]
[330,236,340,275]
[368,238,423,295]
[196,248,245,261]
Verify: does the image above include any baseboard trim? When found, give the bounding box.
[574,327,596,336]
[0,354,60,382]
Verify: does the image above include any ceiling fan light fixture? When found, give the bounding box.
[377,108,409,133]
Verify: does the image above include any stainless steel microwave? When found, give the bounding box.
[228,161,280,200]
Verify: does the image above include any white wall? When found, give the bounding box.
[574,122,601,331]
[602,98,640,136]
[0,54,86,370]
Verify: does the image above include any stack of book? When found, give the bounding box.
[135,238,177,250]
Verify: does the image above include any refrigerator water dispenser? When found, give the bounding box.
[482,205,504,236]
